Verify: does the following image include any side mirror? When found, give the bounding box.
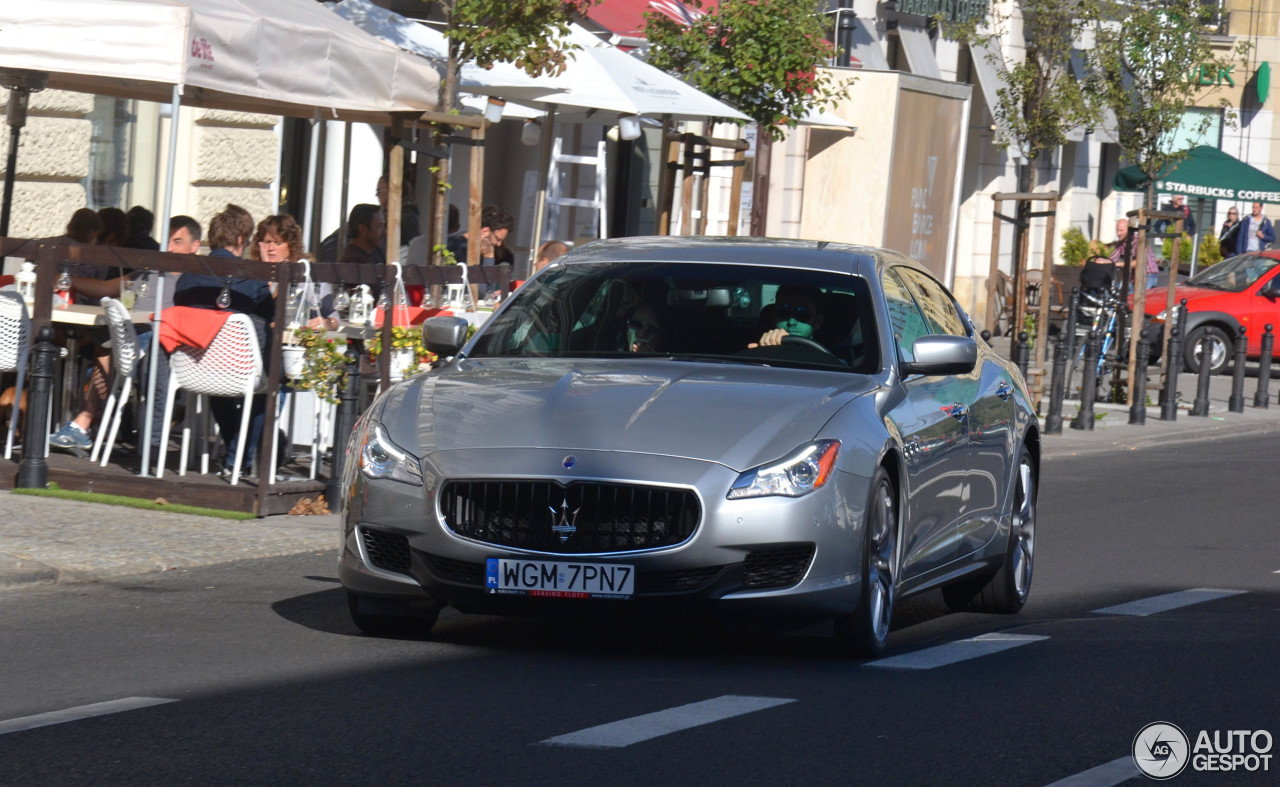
[1260,284,1280,299]
[900,335,978,376]
[423,315,470,358]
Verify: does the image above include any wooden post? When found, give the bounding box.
[726,145,745,237]
[697,139,712,235]
[1034,197,1057,402]
[467,123,485,305]
[656,118,678,235]
[679,136,696,236]
[986,197,1004,333]
[381,139,404,391]
[1012,200,1031,347]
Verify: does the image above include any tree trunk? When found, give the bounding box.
[431,41,462,265]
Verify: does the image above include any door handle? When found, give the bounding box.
[996,380,1013,401]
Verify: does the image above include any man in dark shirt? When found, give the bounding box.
[122,205,161,251]
[338,204,385,265]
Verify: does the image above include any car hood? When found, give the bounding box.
[384,358,879,472]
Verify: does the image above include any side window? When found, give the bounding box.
[882,268,930,363]
[898,268,969,337]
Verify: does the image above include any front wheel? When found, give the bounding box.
[1182,325,1231,375]
[347,591,440,638]
[833,467,897,657]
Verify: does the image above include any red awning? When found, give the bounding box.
[585,0,717,37]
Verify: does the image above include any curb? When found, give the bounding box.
[0,554,58,587]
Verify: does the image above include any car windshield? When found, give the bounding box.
[469,261,880,373]
[1187,254,1278,292]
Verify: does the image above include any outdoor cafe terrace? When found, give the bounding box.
[0,238,510,516]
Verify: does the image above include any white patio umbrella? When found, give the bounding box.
[520,25,751,257]
[0,0,443,476]
[331,0,565,105]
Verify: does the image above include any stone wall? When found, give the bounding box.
[0,88,93,239]
[188,108,278,235]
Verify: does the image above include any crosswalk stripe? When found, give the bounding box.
[539,695,795,749]
[1091,588,1245,617]
[865,632,1048,670]
[0,697,177,736]
[1042,756,1139,786]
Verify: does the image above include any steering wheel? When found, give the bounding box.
[781,334,836,357]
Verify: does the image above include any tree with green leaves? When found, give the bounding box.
[1088,0,1250,207]
[942,0,1102,192]
[418,0,599,262]
[644,0,851,141]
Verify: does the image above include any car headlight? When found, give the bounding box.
[1152,310,1167,322]
[727,440,840,499]
[359,421,423,485]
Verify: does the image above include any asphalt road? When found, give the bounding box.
[1,434,1277,786]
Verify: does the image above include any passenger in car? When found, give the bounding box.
[623,303,663,353]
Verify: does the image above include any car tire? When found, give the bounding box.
[942,447,1036,614]
[347,591,440,637]
[1182,325,1231,375]
[833,467,897,658]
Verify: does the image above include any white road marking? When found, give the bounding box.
[1091,588,1245,617]
[0,697,177,736]
[865,632,1048,670]
[1042,756,1139,786]
[539,695,795,749]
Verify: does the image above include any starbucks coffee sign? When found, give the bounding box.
[895,0,990,23]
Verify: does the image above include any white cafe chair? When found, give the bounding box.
[157,313,265,486]
[90,297,142,467]
[0,291,31,460]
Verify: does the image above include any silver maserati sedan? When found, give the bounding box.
[339,237,1039,656]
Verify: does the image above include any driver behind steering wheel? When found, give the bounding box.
[750,285,826,349]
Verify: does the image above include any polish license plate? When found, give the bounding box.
[486,558,634,599]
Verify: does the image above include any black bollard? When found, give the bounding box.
[1161,301,1187,421]
[1129,327,1152,426]
[1063,287,1081,362]
[324,345,362,510]
[1072,329,1100,431]
[1189,328,1214,416]
[1013,331,1031,381]
[1045,333,1068,434]
[1228,326,1247,413]
[1254,324,1274,409]
[17,325,58,488]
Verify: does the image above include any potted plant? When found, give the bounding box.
[368,326,437,381]
[290,326,349,405]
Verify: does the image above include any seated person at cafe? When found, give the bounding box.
[122,205,160,251]
[50,216,204,452]
[338,204,385,266]
[97,207,129,247]
[173,205,279,477]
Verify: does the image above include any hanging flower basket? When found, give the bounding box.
[282,343,307,380]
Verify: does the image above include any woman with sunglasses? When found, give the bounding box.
[1219,206,1241,259]
[752,285,826,348]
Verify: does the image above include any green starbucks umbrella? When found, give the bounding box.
[1114,144,1280,275]
[1113,144,1280,204]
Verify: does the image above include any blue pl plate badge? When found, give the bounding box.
[486,558,499,590]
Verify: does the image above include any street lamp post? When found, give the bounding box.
[0,68,49,237]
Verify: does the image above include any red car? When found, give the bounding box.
[1143,251,1280,373]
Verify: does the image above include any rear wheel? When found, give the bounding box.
[1182,325,1231,375]
[942,448,1036,614]
[833,467,897,657]
[347,591,440,637]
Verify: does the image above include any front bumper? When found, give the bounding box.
[339,447,873,626]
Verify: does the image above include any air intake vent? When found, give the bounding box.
[360,528,411,574]
[742,546,814,589]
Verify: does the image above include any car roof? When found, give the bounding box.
[560,236,916,278]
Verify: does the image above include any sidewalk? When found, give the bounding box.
[0,493,338,589]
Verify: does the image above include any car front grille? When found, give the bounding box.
[360,528,411,574]
[438,480,700,554]
[741,546,815,589]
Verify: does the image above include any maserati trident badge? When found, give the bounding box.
[549,498,580,542]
